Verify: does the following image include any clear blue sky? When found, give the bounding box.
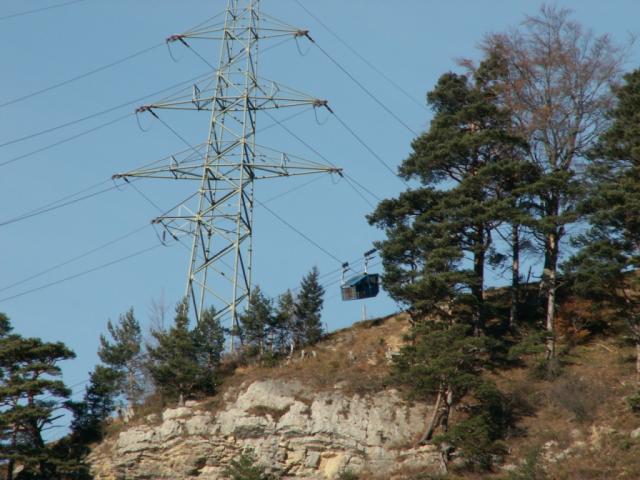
[1,0,639,434]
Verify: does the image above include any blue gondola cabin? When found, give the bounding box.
[341,273,380,301]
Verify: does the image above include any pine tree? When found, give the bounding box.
[98,308,144,405]
[49,366,120,480]
[369,66,526,331]
[192,306,225,395]
[147,299,201,401]
[295,267,325,346]
[392,322,487,443]
[69,365,120,443]
[273,290,296,354]
[239,286,273,355]
[0,314,76,479]
[566,69,640,386]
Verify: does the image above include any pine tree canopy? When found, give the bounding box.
[192,306,225,394]
[69,365,120,444]
[294,267,325,346]
[0,314,76,479]
[147,299,200,400]
[369,64,529,327]
[147,300,224,399]
[239,286,273,352]
[98,308,141,370]
[273,290,296,353]
[566,68,640,341]
[392,322,487,403]
[98,307,143,404]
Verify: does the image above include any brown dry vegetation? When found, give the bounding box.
[114,303,640,479]
[223,310,640,479]
[435,338,640,479]
[218,313,411,400]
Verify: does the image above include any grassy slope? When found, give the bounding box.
[219,310,640,479]
[114,307,640,479]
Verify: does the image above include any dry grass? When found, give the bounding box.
[218,313,411,399]
[107,306,640,479]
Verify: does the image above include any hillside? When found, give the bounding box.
[87,313,640,479]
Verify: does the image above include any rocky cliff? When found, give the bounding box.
[89,380,443,479]
[88,315,444,479]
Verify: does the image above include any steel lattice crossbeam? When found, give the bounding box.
[114,0,340,348]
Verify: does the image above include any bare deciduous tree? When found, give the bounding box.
[480,5,627,358]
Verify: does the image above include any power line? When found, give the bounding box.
[0,224,150,294]
[292,0,428,112]
[0,71,212,169]
[0,70,210,151]
[0,0,89,21]
[176,38,384,212]
[7,178,112,218]
[261,108,382,209]
[0,109,312,228]
[0,182,125,228]
[124,156,346,268]
[0,112,133,168]
[177,33,295,71]
[261,175,324,204]
[0,10,237,109]
[302,34,420,137]
[342,175,375,209]
[343,172,382,202]
[257,199,343,264]
[0,244,163,304]
[330,110,408,187]
[0,43,164,109]
[0,145,197,226]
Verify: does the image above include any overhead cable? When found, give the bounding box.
[0,43,165,109]
[343,172,382,202]
[0,70,211,150]
[1,10,228,107]
[0,112,133,168]
[0,108,312,229]
[0,224,150,294]
[256,200,343,264]
[292,0,428,112]
[0,0,89,21]
[124,122,346,266]
[301,34,420,137]
[173,37,384,210]
[0,181,131,228]
[330,111,408,187]
[342,175,376,209]
[0,244,163,304]
[0,72,212,169]
[261,109,380,208]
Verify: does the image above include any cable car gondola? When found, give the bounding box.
[341,249,379,301]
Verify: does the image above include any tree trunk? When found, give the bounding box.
[419,387,443,444]
[7,425,17,480]
[472,226,486,336]
[636,341,640,387]
[442,387,453,433]
[510,224,520,329]
[544,231,558,360]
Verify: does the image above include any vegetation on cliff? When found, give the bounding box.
[4,4,640,480]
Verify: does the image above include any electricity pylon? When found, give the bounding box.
[114,0,340,348]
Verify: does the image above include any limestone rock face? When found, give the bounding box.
[88,380,443,479]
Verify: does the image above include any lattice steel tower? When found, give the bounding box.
[114,0,339,345]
